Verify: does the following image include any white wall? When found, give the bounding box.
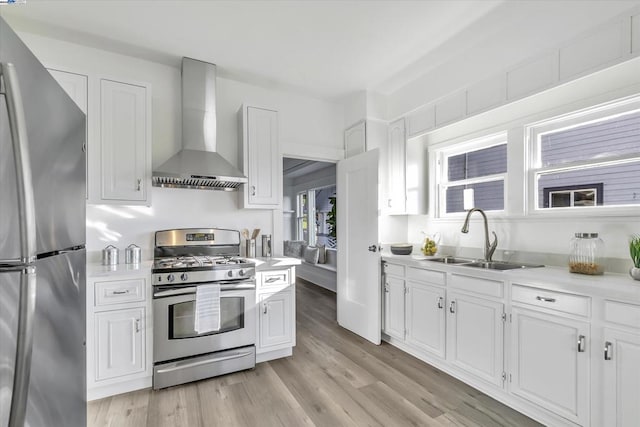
[15,31,344,262]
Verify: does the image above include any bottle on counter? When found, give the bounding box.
[569,232,604,275]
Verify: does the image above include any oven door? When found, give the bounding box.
[153,280,256,363]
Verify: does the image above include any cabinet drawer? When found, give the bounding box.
[450,274,503,298]
[95,278,145,307]
[512,285,590,318]
[604,300,640,328]
[384,262,405,277]
[260,269,290,289]
[407,267,445,286]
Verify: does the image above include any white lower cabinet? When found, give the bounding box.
[602,328,640,426]
[259,290,293,349]
[383,275,406,340]
[87,270,151,400]
[256,267,296,362]
[447,291,505,387]
[405,281,446,358]
[510,307,590,426]
[95,308,145,381]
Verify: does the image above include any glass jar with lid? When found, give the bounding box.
[569,232,604,275]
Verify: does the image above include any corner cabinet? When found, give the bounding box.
[256,267,296,362]
[239,105,280,209]
[96,78,151,205]
[86,268,152,401]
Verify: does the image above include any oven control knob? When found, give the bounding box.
[180,273,188,281]
[167,274,175,283]
[239,269,245,277]
[227,270,233,278]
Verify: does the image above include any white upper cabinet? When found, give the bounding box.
[48,69,88,198]
[384,118,406,214]
[96,78,151,205]
[344,120,366,158]
[239,105,280,208]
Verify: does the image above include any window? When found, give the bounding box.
[528,96,640,211]
[436,134,507,215]
[295,185,337,248]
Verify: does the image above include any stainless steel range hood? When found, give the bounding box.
[153,58,247,191]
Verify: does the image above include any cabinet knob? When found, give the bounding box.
[604,341,613,360]
[137,178,142,191]
[437,297,444,309]
[135,318,141,333]
[251,185,256,196]
[449,301,456,314]
[263,303,268,314]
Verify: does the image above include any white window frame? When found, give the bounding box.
[435,132,507,218]
[526,94,640,216]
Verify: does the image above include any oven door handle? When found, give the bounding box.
[155,350,253,374]
[154,281,255,298]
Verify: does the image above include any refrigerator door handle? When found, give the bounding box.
[8,266,36,427]
[0,62,37,265]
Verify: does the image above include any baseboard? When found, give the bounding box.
[87,376,152,401]
[256,347,293,363]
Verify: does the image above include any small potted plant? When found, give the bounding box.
[630,234,640,280]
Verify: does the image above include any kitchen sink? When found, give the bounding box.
[461,261,545,270]
[425,256,476,264]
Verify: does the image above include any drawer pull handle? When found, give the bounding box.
[577,335,586,353]
[536,296,556,303]
[437,297,444,309]
[263,303,268,314]
[604,341,613,360]
[265,276,283,283]
[449,300,456,314]
[135,319,141,333]
[112,290,130,295]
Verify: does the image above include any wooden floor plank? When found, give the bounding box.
[88,279,541,427]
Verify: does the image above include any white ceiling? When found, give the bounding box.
[1,0,638,100]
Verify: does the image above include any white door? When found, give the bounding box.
[511,307,589,426]
[95,308,145,381]
[406,281,446,358]
[337,149,380,344]
[447,291,504,387]
[603,328,640,427]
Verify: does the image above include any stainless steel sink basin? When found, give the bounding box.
[461,261,545,270]
[425,256,476,265]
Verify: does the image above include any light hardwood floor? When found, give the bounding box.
[88,280,541,427]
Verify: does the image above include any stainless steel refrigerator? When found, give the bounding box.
[0,16,86,427]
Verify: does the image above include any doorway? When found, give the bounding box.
[282,157,338,294]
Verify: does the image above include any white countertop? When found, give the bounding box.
[87,261,153,278]
[382,252,640,303]
[251,256,301,270]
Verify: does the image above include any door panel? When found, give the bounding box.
[259,291,293,350]
[406,281,445,358]
[383,275,405,340]
[337,149,380,344]
[603,328,640,427]
[96,308,145,381]
[247,107,278,205]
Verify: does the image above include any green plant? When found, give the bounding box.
[630,234,640,268]
[327,196,336,238]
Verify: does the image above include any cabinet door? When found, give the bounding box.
[100,79,148,202]
[48,69,88,198]
[383,275,405,340]
[246,106,279,206]
[447,291,504,387]
[344,121,366,158]
[259,290,293,351]
[386,118,406,214]
[603,328,640,427]
[95,308,145,381]
[510,307,589,426]
[405,281,445,358]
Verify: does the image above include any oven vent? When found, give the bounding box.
[153,175,242,191]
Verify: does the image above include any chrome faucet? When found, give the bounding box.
[461,208,498,262]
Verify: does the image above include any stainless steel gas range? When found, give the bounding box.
[152,228,256,389]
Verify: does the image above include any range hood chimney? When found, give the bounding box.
[152,57,247,190]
